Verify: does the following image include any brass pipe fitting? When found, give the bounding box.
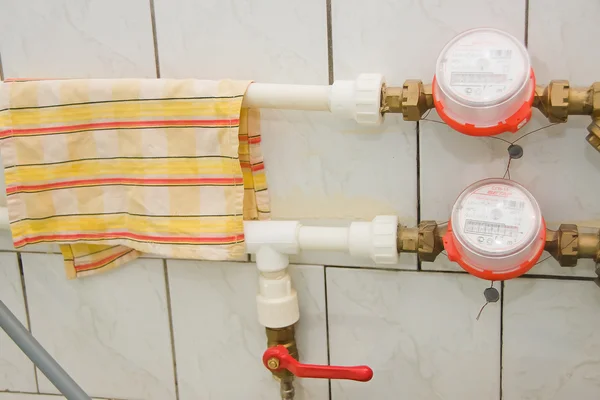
[578,232,600,262]
[397,225,418,253]
[416,221,445,262]
[544,224,579,267]
[586,119,600,152]
[533,81,600,153]
[266,325,298,399]
[266,326,298,381]
[533,82,593,121]
[381,80,434,120]
[545,225,600,266]
[397,221,445,262]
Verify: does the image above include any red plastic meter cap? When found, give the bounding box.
[443,179,546,281]
[433,28,535,137]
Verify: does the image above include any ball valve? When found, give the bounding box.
[263,346,373,382]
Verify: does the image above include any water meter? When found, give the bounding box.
[443,179,546,280]
[433,28,535,136]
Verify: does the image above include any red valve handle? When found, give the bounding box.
[263,345,373,382]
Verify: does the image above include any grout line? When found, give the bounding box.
[149,0,161,78]
[16,253,40,392]
[325,0,334,84]
[0,250,61,255]
[416,121,422,271]
[499,280,505,400]
[324,264,464,274]
[163,260,180,400]
[324,264,599,282]
[524,0,530,47]
[518,273,597,282]
[323,267,332,400]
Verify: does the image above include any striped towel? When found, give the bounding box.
[0,79,269,278]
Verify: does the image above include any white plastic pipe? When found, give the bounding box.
[244,216,398,264]
[243,83,331,111]
[297,226,349,251]
[240,74,385,125]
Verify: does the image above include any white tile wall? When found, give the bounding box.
[21,254,176,400]
[0,0,156,79]
[528,0,600,85]
[332,0,525,82]
[503,279,600,400]
[167,261,328,400]
[154,0,328,84]
[327,268,501,400]
[0,0,599,399]
[0,253,36,392]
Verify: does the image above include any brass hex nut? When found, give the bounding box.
[383,86,403,113]
[547,80,570,123]
[586,120,600,153]
[265,326,297,380]
[557,224,579,267]
[401,80,427,121]
[418,221,442,262]
[398,226,418,253]
[267,358,280,370]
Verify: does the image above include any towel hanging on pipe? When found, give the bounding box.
[0,79,269,278]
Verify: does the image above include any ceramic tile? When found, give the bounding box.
[0,253,37,392]
[154,0,327,83]
[327,268,500,400]
[529,0,600,85]
[503,278,600,400]
[332,0,525,84]
[21,254,175,400]
[167,260,328,400]
[0,0,156,78]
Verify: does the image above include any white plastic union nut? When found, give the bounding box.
[348,215,398,264]
[330,73,385,125]
[256,271,300,328]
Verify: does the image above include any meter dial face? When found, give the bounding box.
[452,180,541,258]
[437,28,530,107]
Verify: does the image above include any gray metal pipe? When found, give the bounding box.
[0,299,91,400]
